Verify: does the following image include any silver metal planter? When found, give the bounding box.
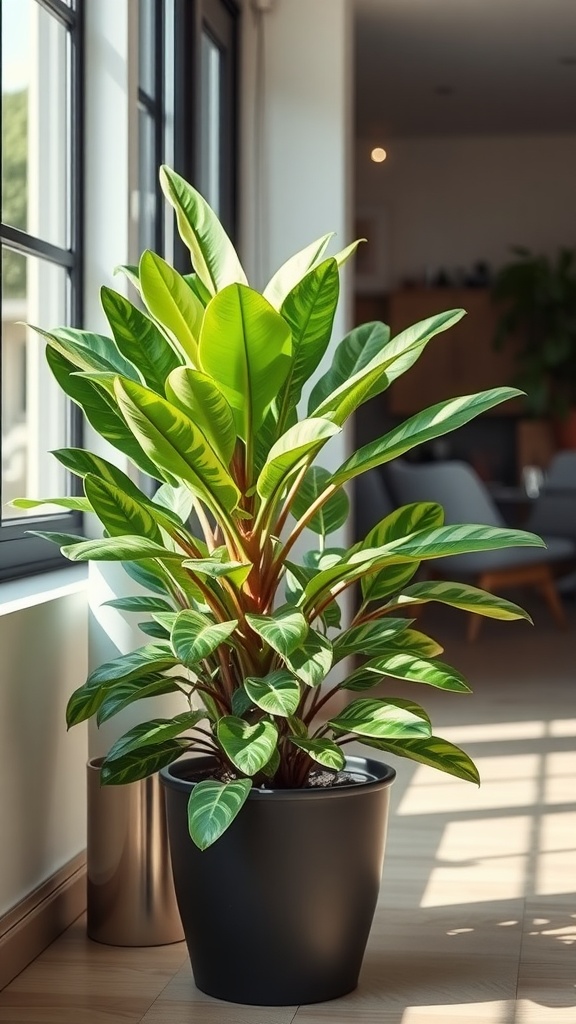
[86,758,183,946]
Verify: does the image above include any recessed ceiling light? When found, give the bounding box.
[370,147,387,163]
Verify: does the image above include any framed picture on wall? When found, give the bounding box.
[354,207,389,294]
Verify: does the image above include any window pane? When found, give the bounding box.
[139,0,156,98]
[2,248,68,519]
[138,106,158,254]
[200,31,222,215]
[1,0,69,248]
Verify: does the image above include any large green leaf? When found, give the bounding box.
[165,367,236,466]
[375,627,444,659]
[278,259,340,411]
[182,556,252,588]
[263,233,334,309]
[66,643,178,725]
[100,740,190,785]
[187,778,252,850]
[46,348,164,481]
[139,250,203,363]
[384,579,533,622]
[308,320,390,413]
[332,388,524,485]
[332,617,414,663]
[342,654,470,693]
[35,324,139,378]
[289,737,345,772]
[361,559,420,604]
[104,712,204,760]
[114,378,241,513]
[171,609,238,666]
[61,535,185,562]
[246,606,309,657]
[285,629,333,687]
[95,675,184,725]
[160,165,247,294]
[244,671,301,717]
[217,717,278,776]
[290,466,349,535]
[309,310,465,425]
[100,285,182,391]
[199,284,292,442]
[11,496,91,513]
[83,475,163,542]
[359,503,443,601]
[256,418,340,503]
[362,735,480,785]
[103,596,175,613]
[328,697,431,739]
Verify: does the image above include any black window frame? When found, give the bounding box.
[173,0,239,271]
[0,0,85,582]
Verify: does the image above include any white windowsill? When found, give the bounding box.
[0,565,89,617]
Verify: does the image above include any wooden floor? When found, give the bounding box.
[1,595,575,1023]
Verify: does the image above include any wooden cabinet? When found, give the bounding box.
[384,287,521,415]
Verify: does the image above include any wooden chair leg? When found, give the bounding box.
[467,612,483,643]
[537,569,568,629]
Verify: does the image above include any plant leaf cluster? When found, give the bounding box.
[17,167,543,849]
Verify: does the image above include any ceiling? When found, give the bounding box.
[354,0,576,140]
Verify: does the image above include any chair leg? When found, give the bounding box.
[537,569,568,629]
[466,612,483,643]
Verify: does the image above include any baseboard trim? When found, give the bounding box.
[0,852,86,991]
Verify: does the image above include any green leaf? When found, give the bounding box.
[103,596,175,613]
[187,778,252,850]
[34,324,139,378]
[182,556,251,588]
[217,717,278,776]
[105,712,205,760]
[379,522,546,561]
[100,740,190,785]
[160,165,248,295]
[332,388,525,485]
[278,259,340,410]
[289,737,345,772]
[285,630,333,687]
[139,249,203,363]
[328,697,432,740]
[342,654,470,693]
[256,418,340,502]
[183,272,212,306]
[308,320,390,413]
[66,643,178,725]
[46,348,164,481]
[152,482,197,527]
[361,559,421,604]
[290,466,349,535]
[263,233,334,309]
[96,675,185,725]
[100,285,182,391]
[244,671,301,717]
[114,378,241,514]
[61,535,185,562]
[384,580,533,622]
[246,606,309,657]
[310,310,465,426]
[378,627,444,658]
[171,609,237,666]
[114,263,141,293]
[165,367,236,466]
[332,617,414,662]
[11,496,91,512]
[361,735,480,785]
[139,620,171,639]
[83,475,163,542]
[199,284,292,442]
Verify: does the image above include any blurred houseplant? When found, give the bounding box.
[16,167,543,1004]
[492,246,576,447]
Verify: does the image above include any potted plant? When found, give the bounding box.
[18,166,544,1006]
[492,245,576,448]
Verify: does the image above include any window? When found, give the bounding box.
[0,0,84,580]
[138,0,166,257]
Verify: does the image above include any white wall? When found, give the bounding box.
[0,582,88,916]
[356,133,576,291]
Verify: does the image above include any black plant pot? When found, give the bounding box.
[160,755,396,1006]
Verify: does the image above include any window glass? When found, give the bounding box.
[2,248,68,518]
[1,0,69,249]
[200,31,222,216]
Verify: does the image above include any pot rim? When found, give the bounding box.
[160,753,395,800]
